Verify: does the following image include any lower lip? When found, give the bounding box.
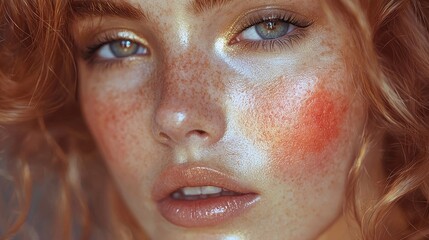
[158,194,260,228]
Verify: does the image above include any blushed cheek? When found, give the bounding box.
[243,84,349,181]
[292,91,347,151]
[275,90,348,173]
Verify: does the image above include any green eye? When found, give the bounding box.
[110,40,139,57]
[97,40,149,59]
[255,20,291,40]
[241,19,296,41]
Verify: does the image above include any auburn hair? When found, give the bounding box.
[0,0,428,239]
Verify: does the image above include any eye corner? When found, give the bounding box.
[227,36,240,46]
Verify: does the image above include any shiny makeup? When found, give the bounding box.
[74,0,366,239]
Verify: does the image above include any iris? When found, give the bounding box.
[255,20,290,40]
[109,40,142,58]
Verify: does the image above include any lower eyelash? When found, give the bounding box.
[236,30,306,52]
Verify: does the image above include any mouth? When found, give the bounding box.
[171,186,244,200]
[152,165,260,228]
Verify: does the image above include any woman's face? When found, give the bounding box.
[74,0,366,239]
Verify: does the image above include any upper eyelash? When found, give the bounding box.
[239,12,313,33]
[82,34,123,61]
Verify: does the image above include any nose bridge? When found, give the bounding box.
[163,49,215,102]
[153,48,226,146]
[160,47,226,112]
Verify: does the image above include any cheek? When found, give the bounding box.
[287,91,348,154]
[78,61,156,167]
[80,78,161,208]
[242,83,349,181]
[81,89,145,166]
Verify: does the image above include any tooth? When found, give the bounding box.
[201,186,222,195]
[182,187,202,196]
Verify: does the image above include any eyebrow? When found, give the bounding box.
[71,0,235,20]
[189,0,235,15]
[71,0,148,20]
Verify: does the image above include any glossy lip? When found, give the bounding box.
[152,165,260,228]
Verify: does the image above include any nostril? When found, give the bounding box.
[186,130,209,139]
[159,132,171,142]
[157,129,209,144]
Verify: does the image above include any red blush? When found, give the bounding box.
[271,90,348,178]
[292,91,347,153]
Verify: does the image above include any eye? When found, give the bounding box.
[240,19,296,41]
[97,40,149,59]
[228,9,313,50]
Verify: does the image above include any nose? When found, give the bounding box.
[152,51,226,147]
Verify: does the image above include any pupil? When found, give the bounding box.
[120,40,132,49]
[265,21,277,30]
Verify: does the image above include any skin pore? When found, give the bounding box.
[73,0,368,239]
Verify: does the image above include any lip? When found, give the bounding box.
[152,165,260,228]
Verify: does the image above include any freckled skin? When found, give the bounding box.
[154,49,226,145]
[76,1,367,239]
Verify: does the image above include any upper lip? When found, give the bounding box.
[152,164,257,201]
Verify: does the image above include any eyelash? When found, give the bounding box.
[229,10,313,51]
